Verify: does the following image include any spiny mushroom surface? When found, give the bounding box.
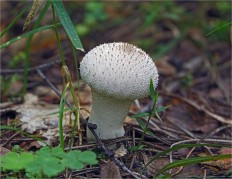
[80,42,158,139]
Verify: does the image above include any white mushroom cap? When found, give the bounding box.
[80,42,158,100]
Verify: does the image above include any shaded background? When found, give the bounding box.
[0,1,231,177]
[1,1,231,101]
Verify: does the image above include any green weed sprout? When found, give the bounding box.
[131,79,171,151]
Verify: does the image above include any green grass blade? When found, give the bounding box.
[59,83,70,150]
[132,112,150,118]
[0,8,27,38]
[155,105,171,113]
[52,0,84,51]
[149,79,157,102]
[144,143,231,170]
[0,126,46,145]
[155,154,232,177]
[22,1,51,97]
[154,35,182,59]
[0,23,61,49]
[206,21,232,36]
[132,106,171,119]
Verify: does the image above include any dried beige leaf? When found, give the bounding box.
[114,144,127,158]
[142,152,169,176]
[23,0,44,31]
[101,160,122,179]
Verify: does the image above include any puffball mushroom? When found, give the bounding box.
[80,42,158,140]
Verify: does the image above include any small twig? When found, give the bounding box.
[171,146,196,176]
[36,68,72,108]
[202,168,207,179]
[36,69,61,97]
[70,167,100,177]
[0,49,71,75]
[87,121,140,179]
[129,153,137,170]
[1,59,62,74]
[2,131,21,146]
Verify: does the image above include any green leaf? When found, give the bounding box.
[1,152,22,170]
[62,150,84,170]
[129,145,145,151]
[155,154,232,177]
[206,21,232,36]
[78,151,98,165]
[132,105,170,119]
[35,155,65,177]
[154,35,182,59]
[36,146,51,157]
[25,162,41,175]
[51,147,66,158]
[0,23,61,49]
[136,118,146,130]
[1,152,34,171]
[149,79,157,102]
[66,150,82,159]
[155,105,171,113]
[132,112,150,118]
[20,152,34,165]
[59,83,70,150]
[68,160,84,170]
[0,8,27,38]
[52,0,84,51]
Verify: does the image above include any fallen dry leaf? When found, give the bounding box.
[200,149,232,173]
[142,152,169,176]
[6,93,75,145]
[156,58,176,76]
[101,160,122,179]
[0,146,11,156]
[114,144,127,158]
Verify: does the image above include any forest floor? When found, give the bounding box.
[0,1,231,178]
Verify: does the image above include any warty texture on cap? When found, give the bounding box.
[80,42,158,100]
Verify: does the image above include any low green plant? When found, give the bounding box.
[0,74,21,97]
[181,73,193,88]
[75,1,107,37]
[131,79,171,151]
[1,146,98,178]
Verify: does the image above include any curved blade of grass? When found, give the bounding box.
[59,82,70,150]
[206,21,232,36]
[132,105,171,119]
[149,79,158,102]
[155,154,232,177]
[132,112,150,118]
[0,8,27,38]
[23,0,51,97]
[153,35,182,59]
[0,23,61,49]
[144,143,231,170]
[52,0,84,51]
[0,126,47,145]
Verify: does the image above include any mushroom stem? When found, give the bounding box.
[87,92,133,140]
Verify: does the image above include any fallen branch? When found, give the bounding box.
[87,121,140,179]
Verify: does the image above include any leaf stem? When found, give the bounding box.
[52,4,65,66]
